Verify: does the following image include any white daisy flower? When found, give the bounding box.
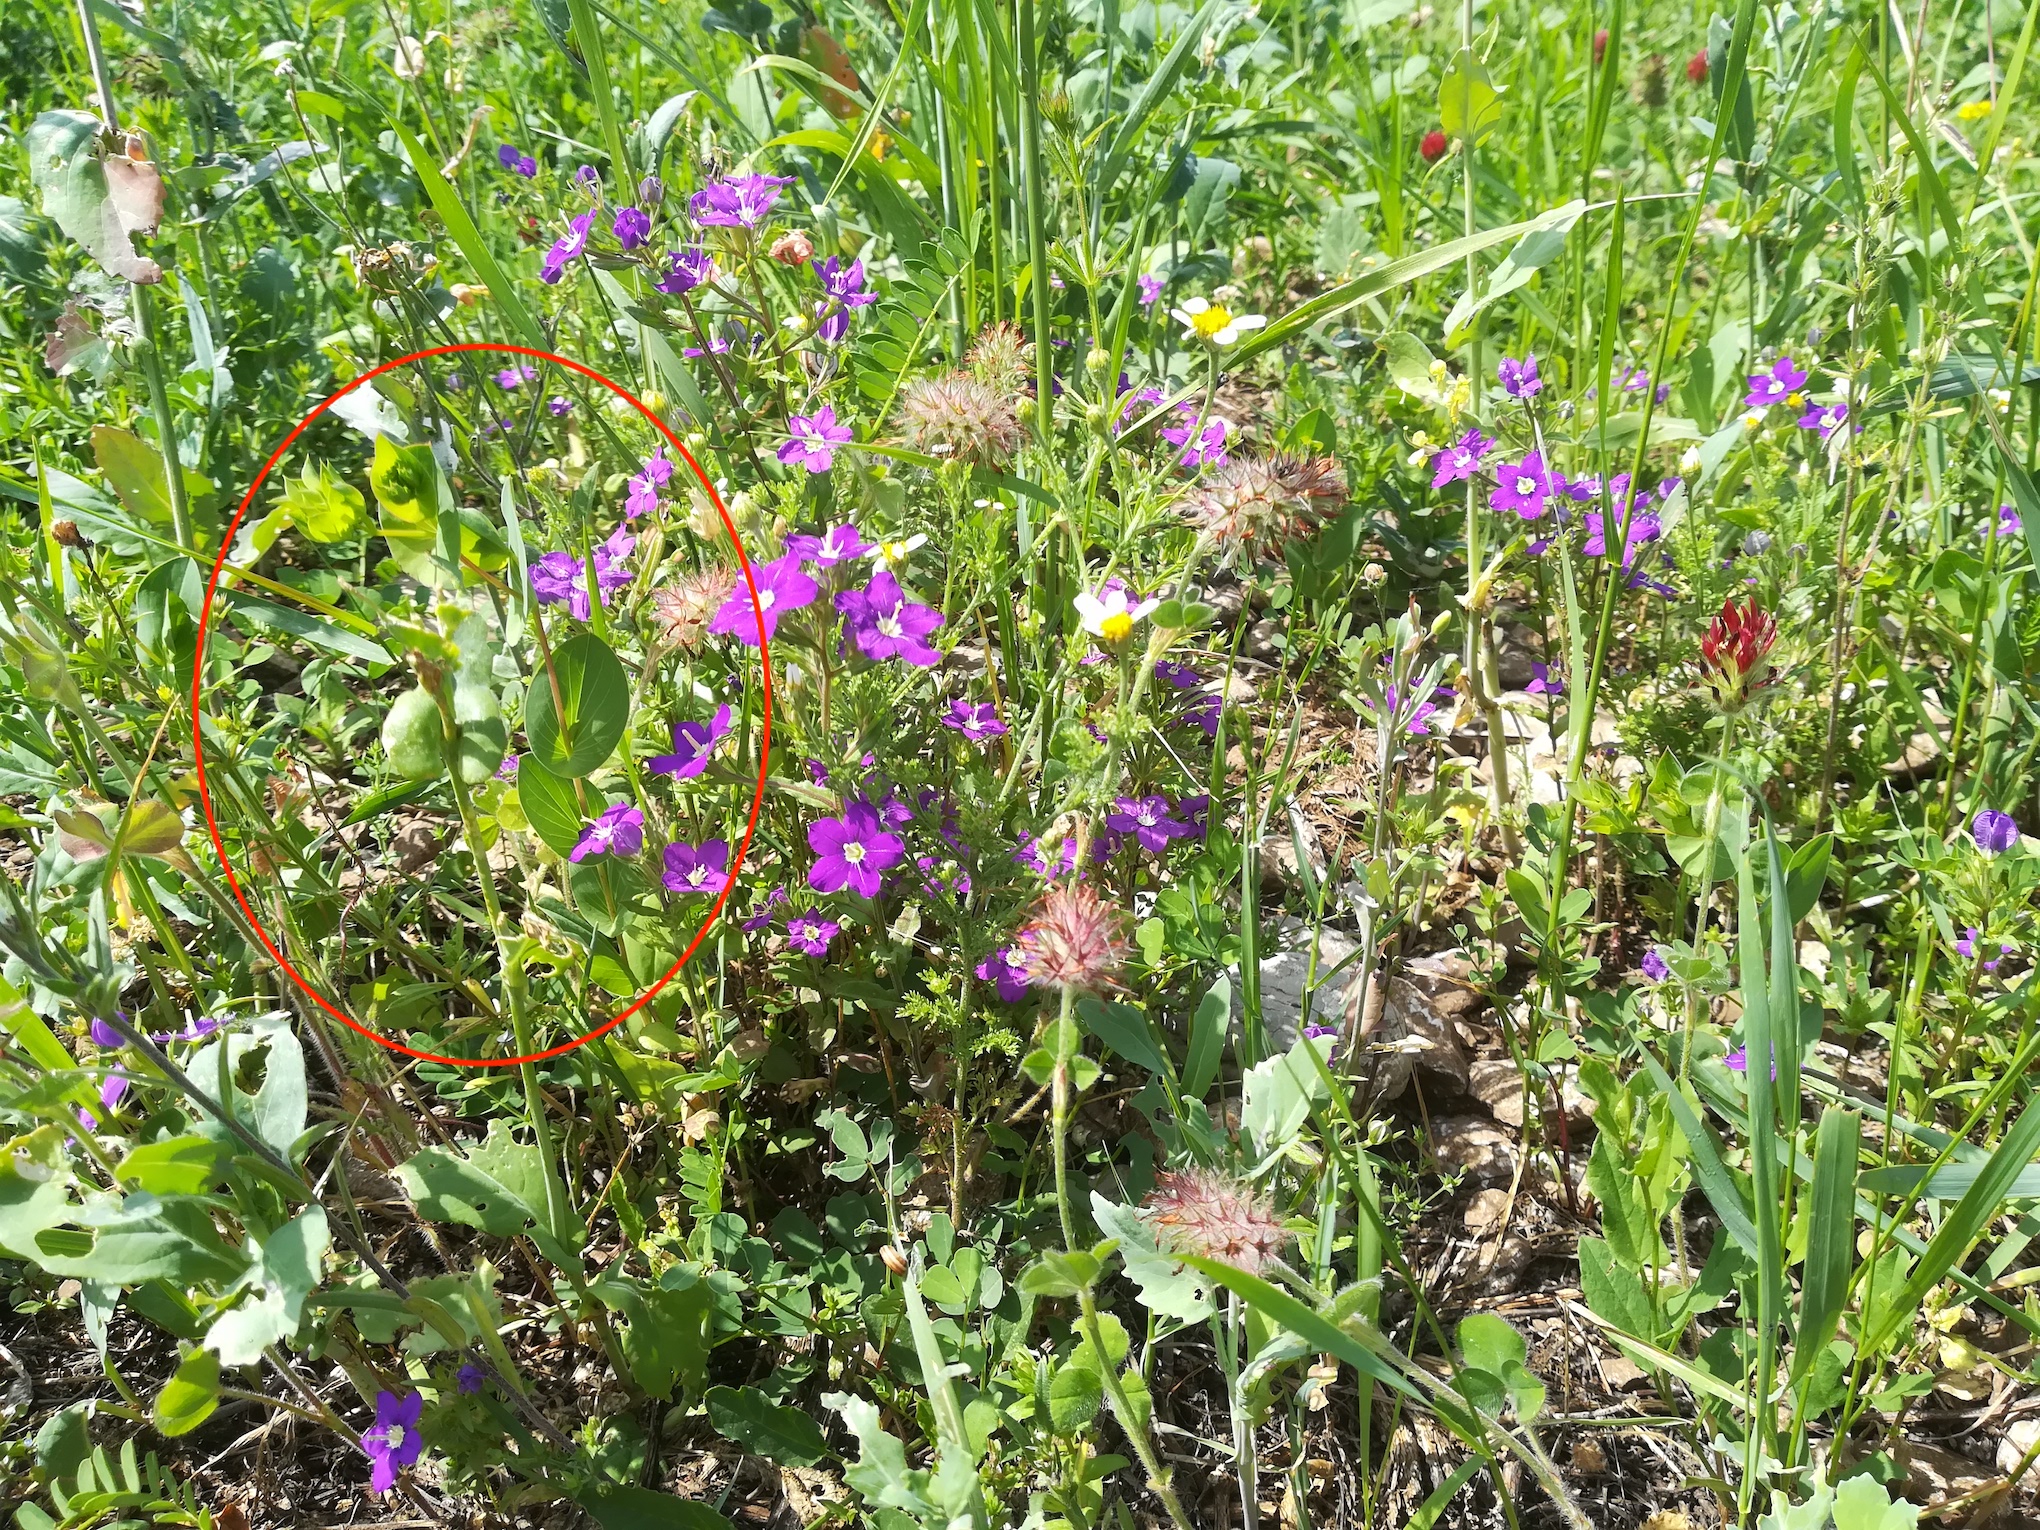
[1074,584,1160,645]
[1171,296,1267,348]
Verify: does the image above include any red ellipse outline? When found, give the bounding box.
[190,342,773,1068]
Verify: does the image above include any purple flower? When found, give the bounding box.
[1996,504,2023,537]
[977,944,1032,1002]
[89,1016,124,1048]
[709,554,820,646]
[497,144,539,178]
[741,887,790,931]
[788,523,873,567]
[573,165,601,192]
[808,802,906,898]
[495,364,535,390]
[1380,683,1449,736]
[1723,1044,1778,1080]
[1526,662,1562,696]
[780,404,854,473]
[540,212,595,285]
[650,705,732,780]
[456,1363,486,1395]
[362,1391,424,1495]
[1160,405,1230,467]
[813,257,876,343]
[1957,926,1980,960]
[1138,273,1165,306]
[639,175,665,205]
[1491,452,1552,519]
[1798,401,1851,440]
[656,246,716,295]
[612,205,651,250]
[1431,428,1493,487]
[835,570,944,666]
[547,395,572,417]
[1182,692,1222,737]
[941,699,1008,741]
[1639,947,1671,982]
[1115,385,1166,435]
[786,912,840,956]
[1745,356,1809,408]
[497,754,519,780]
[1105,794,1193,854]
[1155,660,1201,690]
[528,526,637,620]
[1015,832,1077,877]
[1583,509,1662,567]
[571,802,644,862]
[662,839,730,896]
[625,451,674,519]
[1973,809,2020,855]
[690,173,793,229]
[1303,1022,1340,1057]
[1497,354,1541,398]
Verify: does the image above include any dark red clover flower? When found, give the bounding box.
[1699,595,1778,711]
[1419,129,1449,162]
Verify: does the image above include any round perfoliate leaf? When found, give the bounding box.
[382,686,446,781]
[523,634,630,778]
[452,681,507,784]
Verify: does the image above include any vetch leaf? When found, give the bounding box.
[524,633,631,778]
[704,1385,828,1466]
[1438,48,1503,145]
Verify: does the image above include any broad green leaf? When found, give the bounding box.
[1240,1034,1334,1161]
[513,756,592,858]
[91,426,212,540]
[1182,975,1229,1099]
[371,435,505,589]
[1438,48,1503,145]
[1046,1361,1102,1432]
[704,1384,828,1466]
[276,462,367,543]
[577,1485,734,1530]
[1791,1108,1860,1385]
[27,110,164,284]
[1076,997,1167,1077]
[524,634,631,778]
[206,1205,329,1365]
[152,1347,219,1438]
[116,1136,221,1197]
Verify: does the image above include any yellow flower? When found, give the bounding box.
[1956,99,1994,122]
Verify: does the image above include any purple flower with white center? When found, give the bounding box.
[1526,662,1563,696]
[1155,660,1201,690]
[788,523,873,567]
[1639,947,1671,982]
[1745,355,1809,408]
[573,164,601,192]
[1582,509,1662,567]
[1973,809,2020,855]
[540,212,595,285]
[529,551,589,616]
[1105,794,1193,854]
[1431,428,1494,487]
[690,173,793,229]
[1182,692,1222,737]
[656,246,716,295]
[836,570,945,666]
[362,1391,424,1495]
[1497,353,1542,398]
[1160,405,1231,467]
[709,554,820,646]
[662,839,730,896]
[977,944,1033,1002]
[457,1363,487,1395]
[612,205,651,250]
[808,802,905,898]
[786,912,840,957]
[650,705,732,779]
[571,802,644,862]
[1798,401,1851,440]
[547,395,572,417]
[941,699,1007,740]
[1138,273,1165,306]
[1491,452,1552,520]
[779,404,854,473]
[813,257,876,342]
[1567,472,1601,503]
[1996,504,2023,537]
[625,456,670,519]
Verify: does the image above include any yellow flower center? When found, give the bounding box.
[1786,391,1806,409]
[1190,304,1234,340]
[1100,612,1134,642]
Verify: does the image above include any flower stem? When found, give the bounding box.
[1050,981,1078,1248]
[1076,1285,1195,1530]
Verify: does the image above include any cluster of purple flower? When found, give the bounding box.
[700,522,945,663]
[1155,660,1222,738]
[1746,355,1853,440]
[496,144,538,178]
[566,800,734,898]
[530,524,637,621]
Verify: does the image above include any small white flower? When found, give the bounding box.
[1741,411,1764,431]
[1171,296,1267,348]
[1679,446,1702,474]
[1074,585,1160,645]
[869,532,927,567]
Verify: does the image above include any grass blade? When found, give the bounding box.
[1791,1107,1860,1385]
[393,124,548,351]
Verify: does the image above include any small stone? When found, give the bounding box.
[1997,1417,2040,1476]
[1599,1355,1648,1391]
[1245,616,1283,660]
[1463,1187,1512,1233]
[392,820,442,874]
[1896,1440,1992,1505]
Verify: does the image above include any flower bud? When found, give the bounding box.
[769,230,814,267]
[880,1244,909,1275]
[51,520,84,549]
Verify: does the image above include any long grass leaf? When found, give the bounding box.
[1636,1050,1762,1258]
[1790,1107,1861,1385]
[393,125,548,351]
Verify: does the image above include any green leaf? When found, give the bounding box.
[276,462,366,543]
[116,1136,221,1197]
[1076,997,1166,1078]
[1408,1459,1483,1530]
[515,755,592,857]
[371,436,504,589]
[1791,1108,1860,1385]
[152,1347,220,1438]
[397,1120,582,1267]
[1831,1475,1921,1530]
[577,1486,734,1530]
[1017,1249,1099,1297]
[206,1206,329,1365]
[704,1385,829,1466]
[27,110,164,284]
[1457,1312,1526,1375]
[1240,1034,1335,1161]
[1182,975,1229,1099]
[91,426,213,541]
[1047,1361,1102,1432]
[1438,48,1503,145]
[524,633,631,778]
[1576,1234,1656,1340]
